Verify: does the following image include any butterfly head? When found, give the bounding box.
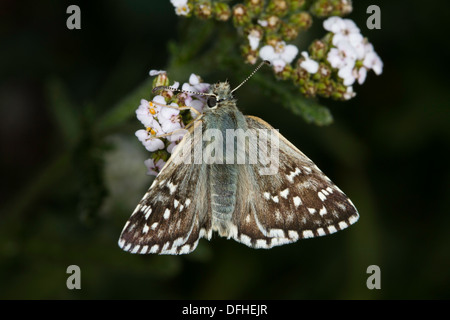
[205,82,233,109]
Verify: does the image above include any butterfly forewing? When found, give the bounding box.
[230,116,359,249]
[118,121,212,254]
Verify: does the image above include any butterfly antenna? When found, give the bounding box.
[152,86,210,97]
[231,60,271,94]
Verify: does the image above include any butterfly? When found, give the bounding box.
[118,62,359,255]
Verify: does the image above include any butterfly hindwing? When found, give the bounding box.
[231,116,359,249]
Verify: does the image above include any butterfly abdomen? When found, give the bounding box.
[210,163,239,237]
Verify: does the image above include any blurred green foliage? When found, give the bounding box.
[1,0,449,299]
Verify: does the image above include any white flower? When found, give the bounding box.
[332,41,358,66]
[259,41,298,72]
[248,29,261,51]
[338,64,356,86]
[323,16,346,33]
[182,74,210,94]
[188,73,200,85]
[144,158,166,176]
[343,86,356,100]
[159,103,182,135]
[324,15,383,87]
[171,81,180,89]
[324,16,360,38]
[186,99,204,119]
[257,19,268,27]
[135,99,154,128]
[135,128,165,152]
[135,96,167,128]
[167,142,178,154]
[353,67,367,85]
[149,70,166,76]
[299,51,319,74]
[363,51,383,75]
[170,0,190,16]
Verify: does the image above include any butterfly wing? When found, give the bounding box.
[118,121,212,255]
[231,115,359,249]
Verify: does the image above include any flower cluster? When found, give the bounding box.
[168,1,382,101]
[294,16,383,100]
[135,71,210,176]
[325,17,383,86]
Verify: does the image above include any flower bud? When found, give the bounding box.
[241,44,259,65]
[289,12,312,30]
[309,39,327,60]
[214,2,231,21]
[152,72,170,89]
[287,0,307,11]
[310,0,353,18]
[245,0,264,17]
[300,80,317,97]
[267,0,289,17]
[232,4,251,26]
[194,0,213,19]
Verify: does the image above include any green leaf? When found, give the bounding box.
[96,78,153,134]
[253,73,333,126]
[45,78,81,145]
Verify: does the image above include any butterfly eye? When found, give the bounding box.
[207,96,217,108]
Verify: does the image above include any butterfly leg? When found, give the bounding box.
[151,100,202,118]
[145,115,203,140]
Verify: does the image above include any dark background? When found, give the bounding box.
[1,0,449,299]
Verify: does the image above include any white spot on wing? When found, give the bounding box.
[131,245,140,254]
[280,188,289,199]
[308,208,316,214]
[319,206,327,216]
[140,245,149,254]
[162,242,170,251]
[167,181,177,194]
[293,196,302,208]
[302,230,314,238]
[303,166,312,173]
[316,228,326,236]
[318,191,327,201]
[163,209,170,220]
[339,221,348,229]
[143,224,149,234]
[328,225,337,234]
[145,208,152,220]
[256,239,267,248]
[269,229,285,237]
[286,167,301,183]
[179,245,191,254]
[348,214,359,225]
[240,234,252,247]
[288,230,299,240]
